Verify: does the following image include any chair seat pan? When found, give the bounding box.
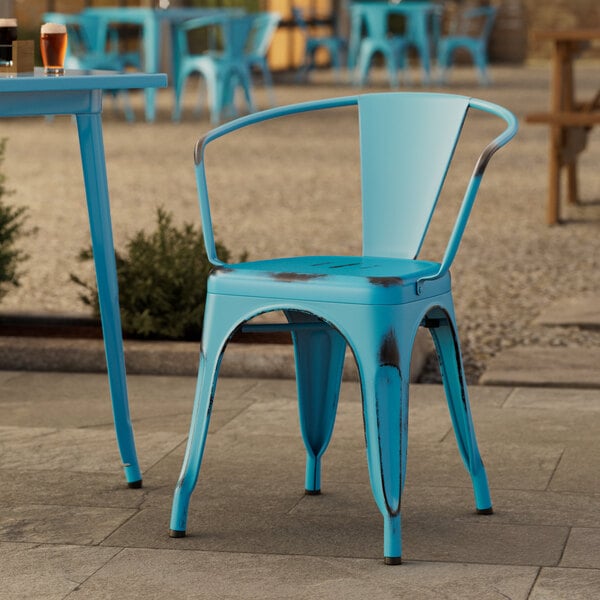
[208,255,446,305]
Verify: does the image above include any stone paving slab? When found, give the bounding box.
[504,386,600,411]
[0,426,184,474]
[101,505,569,567]
[560,528,600,569]
[533,293,600,328]
[0,543,120,600]
[479,346,600,388]
[0,504,135,545]
[69,548,539,600]
[530,568,600,600]
[549,446,600,495]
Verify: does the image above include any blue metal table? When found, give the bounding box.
[0,69,168,487]
[83,7,230,122]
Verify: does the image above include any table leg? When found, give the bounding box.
[415,14,431,84]
[547,41,567,224]
[566,162,579,204]
[561,46,579,206]
[76,110,142,488]
[142,16,160,122]
[348,9,362,70]
[547,126,561,224]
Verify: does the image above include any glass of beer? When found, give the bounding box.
[40,22,67,75]
[0,18,17,66]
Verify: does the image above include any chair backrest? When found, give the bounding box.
[223,15,255,58]
[350,3,389,40]
[176,14,254,60]
[245,12,280,59]
[292,7,309,33]
[358,93,468,258]
[194,93,517,269]
[454,6,497,41]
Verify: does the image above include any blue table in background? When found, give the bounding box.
[0,69,167,487]
[83,7,233,122]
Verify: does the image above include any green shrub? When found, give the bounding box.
[0,138,29,302]
[71,207,232,341]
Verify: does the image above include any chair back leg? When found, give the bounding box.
[285,310,346,493]
[427,305,492,512]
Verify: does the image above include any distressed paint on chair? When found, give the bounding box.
[169,92,518,563]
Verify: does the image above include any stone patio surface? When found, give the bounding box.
[0,370,599,599]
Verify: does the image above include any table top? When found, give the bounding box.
[532,28,600,43]
[83,6,234,23]
[352,1,437,10]
[0,68,167,92]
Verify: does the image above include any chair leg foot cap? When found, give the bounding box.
[384,556,402,565]
[169,529,186,538]
[304,489,321,496]
[477,507,493,515]
[127,480,142,489]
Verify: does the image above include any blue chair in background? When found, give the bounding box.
[244,12,281,107]
[171,13,256,124]
[350,2,410,88]
[43,12,136,121]
[293,7,347,81]
[437,6,498,85]
[168,92,517,564]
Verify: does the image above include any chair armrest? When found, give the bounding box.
[194,96,358,265]
[416,97,518,294]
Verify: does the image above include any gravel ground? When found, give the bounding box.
[1,63,599,382]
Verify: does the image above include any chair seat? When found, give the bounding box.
[208,255,445,304]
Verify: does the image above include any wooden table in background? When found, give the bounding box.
[525,29,600,224]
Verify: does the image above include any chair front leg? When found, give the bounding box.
[169,347,222,537]
[352,322,411,565]
[359,347,408,564]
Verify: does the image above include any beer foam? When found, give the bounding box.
[41,23,66,35]
[0,19,17,27]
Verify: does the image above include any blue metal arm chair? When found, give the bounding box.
[293,7,347,81]
[351,3,410,88]
[43,12,135,121]
[437,6,498,85]
[169,92,518,564]
[171,14,256,124]
[244,12,281,108]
